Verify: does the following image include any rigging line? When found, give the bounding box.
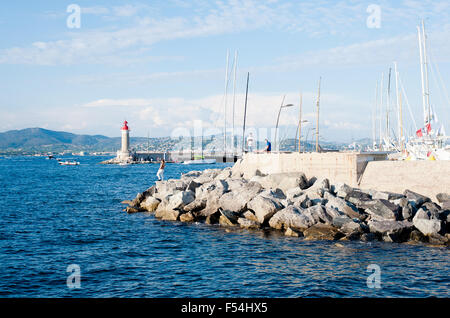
[428,49,450,112]
[398,74,418,131]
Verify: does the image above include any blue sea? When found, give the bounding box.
[0,156,448,298]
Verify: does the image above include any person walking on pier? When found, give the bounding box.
[157,159,165,181]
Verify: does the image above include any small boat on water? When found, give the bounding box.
[182,158,216,165]
[58,160,80,166]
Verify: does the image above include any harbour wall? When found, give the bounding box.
[236,152,449,200]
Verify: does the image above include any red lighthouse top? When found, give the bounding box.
[121,120,129,130]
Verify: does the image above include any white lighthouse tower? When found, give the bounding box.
[117,120,132,162]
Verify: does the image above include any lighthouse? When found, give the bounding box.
[117,120,132,161]
[121,120,130,153]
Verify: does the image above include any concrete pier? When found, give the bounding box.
[236,152,449,200]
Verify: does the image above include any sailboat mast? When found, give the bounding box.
[298,92,303,153]
[421,20,432,129]
[315,77,321,153]
[242,72,250,154]
[223,50,230,156]
[394,62,401,147]
[379,72,384,147]
[373,81,378,148]
[417,24,427,127]
[232,50,238,155]
[387,68,392,140]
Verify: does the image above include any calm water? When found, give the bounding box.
[0,156,448,298]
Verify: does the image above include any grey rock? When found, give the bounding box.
[183,199,206,212]
[291,193,310,209]
[269,206,313,231]
[346,190,373,209]
[237,218,260,229]
[308,177,330,191]
[436,193,450,203]
[427,233,448,245]
[335,183,354,198]
[140,196,161,212]
[167,191,195,211]
[285,187,304,201]
[372,190,404,201]
[243,211,258,222]
[247,195,284,224]
[409,229,427,242]
[179,212,195,222]
[303,224,344,241]
[403,189,430,207]
[413,216,441,236]
[360,233,378,242]
[367,220,413,242]
[285,227,302,237]
[366,199,399,220]
[219,182,262,213]
[324,191,362,220]
[161,210,180,221]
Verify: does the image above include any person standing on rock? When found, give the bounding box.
[157,159,165,181]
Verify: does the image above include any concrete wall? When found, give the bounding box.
[239,152,386,186]
[359,160,450,200]
[237,152,449,201]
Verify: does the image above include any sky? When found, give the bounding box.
[0,0,449,143]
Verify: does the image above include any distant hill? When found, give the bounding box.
[0,127,349,154]
[0,128,164,153]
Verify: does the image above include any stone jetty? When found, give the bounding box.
[124,164,450,247]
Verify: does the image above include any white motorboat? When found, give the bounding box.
[59,160,80,166]
[182,159,216,165]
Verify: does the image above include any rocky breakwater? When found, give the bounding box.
[124,165,450,247]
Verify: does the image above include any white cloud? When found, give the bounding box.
[6,0,450,66]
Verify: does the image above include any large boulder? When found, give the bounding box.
[367,220,413,242]
[285,187,304,201]
[335,183,354,199]
[403,189,430,207]
[371,190,404,201]
[183,199,206,212]
[436,193,450,204]
[324,192,362,220]
[302,205,335,225]
[412,208,442,236]
[140,196,161,212]
[154,180,187,199]
[366,199,399,221]
[237,218,260,229]
[218,181,262,213]
[179,212,195,222]
[196,179,229,216]
[292,193,311,209]
[215,167,232,180]
[303,224,343,241]
[269,206,313,231]
[167,191,195,211]
[307,177,330,191]
[243,211,258,222]
[346,190,373,209]
[247,195,284,224]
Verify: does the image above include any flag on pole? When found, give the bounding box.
[416,128,423,137]
[426,122,431,134]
